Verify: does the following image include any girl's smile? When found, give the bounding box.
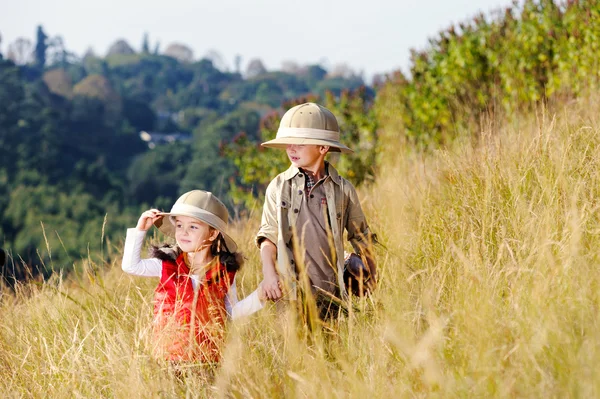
[174,216,214,253]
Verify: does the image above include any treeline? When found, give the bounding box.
[375,0,600,147]
[1,0,599,275]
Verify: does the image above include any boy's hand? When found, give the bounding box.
[259,239,282,300]
[262,272,282,300]
[136,209,162,231]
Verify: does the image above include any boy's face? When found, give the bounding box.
[174,215,215,253]
[286,144,329,171]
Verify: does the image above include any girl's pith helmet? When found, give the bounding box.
[154,190,237,252]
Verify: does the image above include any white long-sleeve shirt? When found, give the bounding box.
[121,228,264,319]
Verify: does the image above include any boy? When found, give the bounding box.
[256,102,376,317]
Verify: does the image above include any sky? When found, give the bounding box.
[0,0,513,81]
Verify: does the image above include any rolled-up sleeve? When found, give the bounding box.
[255,178,279,248]
[345,185,373,254]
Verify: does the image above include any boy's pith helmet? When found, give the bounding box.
[261,102,353,153]
[154,190,237,252]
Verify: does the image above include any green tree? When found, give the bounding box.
[141,33,150,54]
[127,142,192,207]
[324,87,378,186]
[34,25,48,69]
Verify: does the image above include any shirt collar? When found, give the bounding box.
[282,161,341,185]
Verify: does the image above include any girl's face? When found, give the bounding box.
[286,144,328,171]
[174,216,216,253]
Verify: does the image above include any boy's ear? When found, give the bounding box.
[319,145,330,154]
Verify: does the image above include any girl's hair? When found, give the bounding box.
[211,232,244,272]
[150,227,244,272]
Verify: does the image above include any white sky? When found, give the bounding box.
[0,0,513,81]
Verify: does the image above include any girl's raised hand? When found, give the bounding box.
[136,209,163,231]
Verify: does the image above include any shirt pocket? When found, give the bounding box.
[278,198,291,210]
[278,195,292,243]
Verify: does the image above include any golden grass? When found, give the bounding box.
[2,98,600,397]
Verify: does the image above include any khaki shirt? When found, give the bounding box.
[295,175,337,295]
[256,163,373,299]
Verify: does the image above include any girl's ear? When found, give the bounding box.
[208,228,220,242]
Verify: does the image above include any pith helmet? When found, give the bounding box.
[261,102,353,153]
[154,190,237,252]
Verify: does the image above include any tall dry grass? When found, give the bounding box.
[2,97,600,398]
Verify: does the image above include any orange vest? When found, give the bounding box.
[152,253,235,362]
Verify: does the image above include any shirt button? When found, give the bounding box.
[310,194,314,198]
[298,190,303,195]
[291,259,295,265]
[298,173,304,178]
[293,209,299,213]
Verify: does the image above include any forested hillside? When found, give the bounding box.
[0,31,373,272]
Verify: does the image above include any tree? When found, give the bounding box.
[73,74,122,126]
[234,54,242,74]
[82,49,108,75]
[327,63,359,79]
[141,33,150,54]
[204,49,227,71]
[127,142,191,206]
[246,58,266,78]
[7,38,33,65]
[106,39,135,56]
[281,60,300,74]
[42,68,73,98]
[324,87,378,186]
[34,25,48,69]
[47,36,76,66]
[300,64,328,89]
[164,43,193,63]
[0,60,26,176]
[122,97,156,131]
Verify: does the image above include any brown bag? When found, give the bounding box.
[343,253,373,296]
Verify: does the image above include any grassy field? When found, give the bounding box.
[2,98,600,398]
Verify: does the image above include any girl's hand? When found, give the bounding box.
[136,209,163,231]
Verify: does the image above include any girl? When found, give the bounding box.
[122,190,263,363]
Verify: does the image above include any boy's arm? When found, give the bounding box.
[260,239,282,300]
[256,179,283,300]
[255,178,279,249]
[345,185,377,283]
